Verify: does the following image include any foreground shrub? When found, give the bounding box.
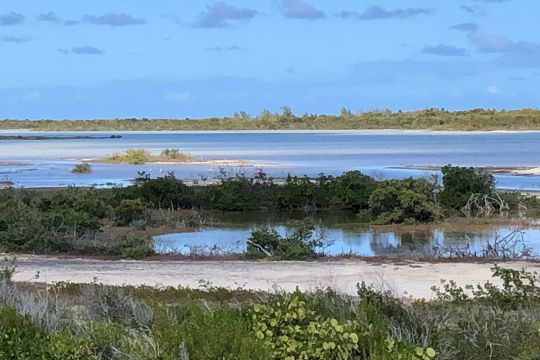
[159,305,271,360]
[0,306,95,360]
[250,294,361,359]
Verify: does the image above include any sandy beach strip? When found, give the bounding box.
[8,255,540,299]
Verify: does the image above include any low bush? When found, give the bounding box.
[369,179,438,224]
[114,199,148,226]
[71,163,92,174]
[246,221,323,260]
[117,234,155,259]
[105,149,151,164]
[440,165,495,209]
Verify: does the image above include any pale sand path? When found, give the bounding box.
[9,256,540,299]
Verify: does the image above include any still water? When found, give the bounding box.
[1,130,540,189]
[152,211,540,257]
[153,225,540,257]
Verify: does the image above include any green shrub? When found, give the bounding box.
[118,234,155,259]
[246,221,322,260]
[0,257,16,283]
[0,306,95,359]
[369,179,437,224]
[440,165,495,209]
[250,294,361,359]
[157,305,271,360]
[105,149,151,164]
[114,199,148,226]
[71,163,92,174]
[160,148,193,161]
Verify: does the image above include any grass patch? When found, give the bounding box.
[102,148,195,164]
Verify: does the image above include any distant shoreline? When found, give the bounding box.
[2,129,540,135]
[1,109,540,132]
[395,165,540,177]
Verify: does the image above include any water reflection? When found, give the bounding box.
[153,224,540,257]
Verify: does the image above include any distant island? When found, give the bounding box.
[1,108,540,131]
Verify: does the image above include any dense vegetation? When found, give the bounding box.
[1,262,540,359]
[0,167,535,258]
[2,108,540,131]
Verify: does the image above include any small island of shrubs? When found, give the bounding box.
[102,148,195,165]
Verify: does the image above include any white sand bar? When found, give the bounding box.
[9,256,540,299]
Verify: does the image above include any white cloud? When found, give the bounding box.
[162,91,191,102]
[486,85,501,94]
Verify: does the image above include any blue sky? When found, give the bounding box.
[1,0,539,119]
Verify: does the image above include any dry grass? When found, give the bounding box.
[101,148,195,164]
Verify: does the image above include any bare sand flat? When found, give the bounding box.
[9,256,540,299]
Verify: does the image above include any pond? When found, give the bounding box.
[153,220,540,257]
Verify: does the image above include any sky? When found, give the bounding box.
[0,0,539,119]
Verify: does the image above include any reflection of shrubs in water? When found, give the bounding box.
[246,221,325,260]
[432,228,532,260]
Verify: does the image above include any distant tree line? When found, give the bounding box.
[2,108,540,131]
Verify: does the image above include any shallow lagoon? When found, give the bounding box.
[1,130,540,189]
[154,224,540,257]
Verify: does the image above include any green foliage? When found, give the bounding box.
[369,178,437,224]
[114,199,148,226]
[161,305,271,360]
[71,163,92,174]
[3,266,540,359]
[4,108,540,131]
[159,148,193,161]
[440,165,495,209]
[0,167,529,258]
[105,149,151,164]
[0,306,95,359]
[250,294,361,359]
[118,234,155,259]
[0,257,16,283]
[433,264,540,309]
[246,221,322,260]
[103,148,194,165]
[136,173,193,209]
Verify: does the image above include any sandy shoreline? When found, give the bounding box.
[9,255,540,299]
[83,158,280,168]
[396,165,540,176]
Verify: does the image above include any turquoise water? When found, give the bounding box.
[1,130,539,189]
